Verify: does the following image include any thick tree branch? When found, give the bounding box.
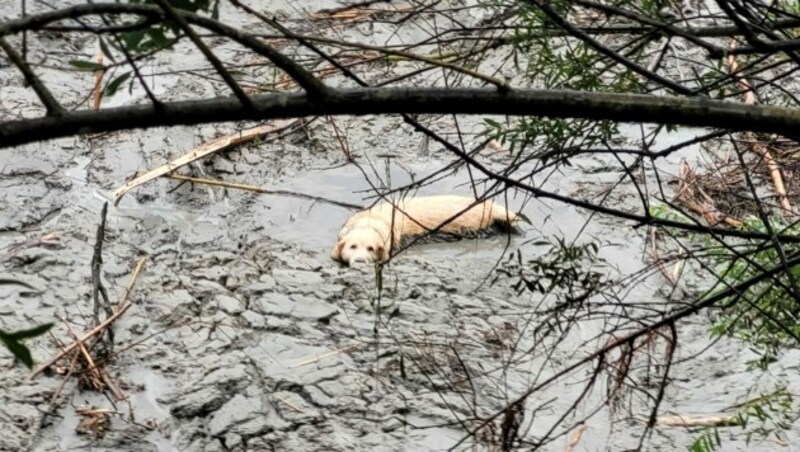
[2,88,799,149]
[2,87,800,245]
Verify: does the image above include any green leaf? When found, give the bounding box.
[0,323,52,369]
[103,72,132,97]
[484,118,502,129]
[98,37,117,63]
[68,60,104,71]
[121,29,146,52]
[515,212,532,225]
[2,338,34,368]
[3,323,53,341]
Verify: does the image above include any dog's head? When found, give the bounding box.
[331,227,389,266]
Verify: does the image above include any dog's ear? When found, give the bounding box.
[331,241,345,263]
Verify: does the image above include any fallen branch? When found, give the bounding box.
[0,231,62,262]
[649,227,684,288]
[654,414,741,428]
[111,119,298,204]
[30,256,147,380]
[165,174,363,211]
[309,3,413,21]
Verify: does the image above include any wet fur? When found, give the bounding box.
[331,195,519,265]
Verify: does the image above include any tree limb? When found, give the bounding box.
[2,88,800,149]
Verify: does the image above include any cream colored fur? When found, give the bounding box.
[331,195,518,266]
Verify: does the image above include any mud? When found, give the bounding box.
[2,1,800,452]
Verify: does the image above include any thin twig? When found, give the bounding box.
[91,202,112,329]
[92,50,104,110]
[164,174,363,210]
[232,2,508,91]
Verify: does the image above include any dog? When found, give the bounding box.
[331,195,519,266]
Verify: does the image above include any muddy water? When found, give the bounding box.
[2,2,800,452]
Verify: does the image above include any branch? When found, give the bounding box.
[525,0,694,95]
[151,0,254,108]
[230,0,509,91]
[452,248,800,449]
[0,2,327,98]
[0,37,63,116]
[2,88,800,148]
[572,0,725,56]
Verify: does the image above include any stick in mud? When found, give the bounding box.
[91,202,113,332]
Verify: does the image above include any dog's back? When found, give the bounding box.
[370,195,518,238]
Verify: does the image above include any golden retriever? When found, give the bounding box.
[331,195,519,266]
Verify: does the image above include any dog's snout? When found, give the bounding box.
[349,256,371,265]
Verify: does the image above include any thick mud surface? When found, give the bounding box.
[2,2,800,452]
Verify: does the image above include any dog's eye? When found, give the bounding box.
[367,246,374,252]
[350,244,357,250]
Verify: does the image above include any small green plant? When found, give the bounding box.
[689,386,795,451]
[690,429,721,452]
[702,215,800,370]
[493,237,609,306]
[648,204,799,450]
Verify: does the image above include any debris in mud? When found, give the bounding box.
[671,132,800,225]
[672,158,743,227]
[30,256,146,382]
[75,406,114,439]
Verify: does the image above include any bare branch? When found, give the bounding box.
[151,0,253,109]
[0,37,63,116]
[525,0,695,95]
[0,2,328,98]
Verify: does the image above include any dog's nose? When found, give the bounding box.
[348,256,372,266]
